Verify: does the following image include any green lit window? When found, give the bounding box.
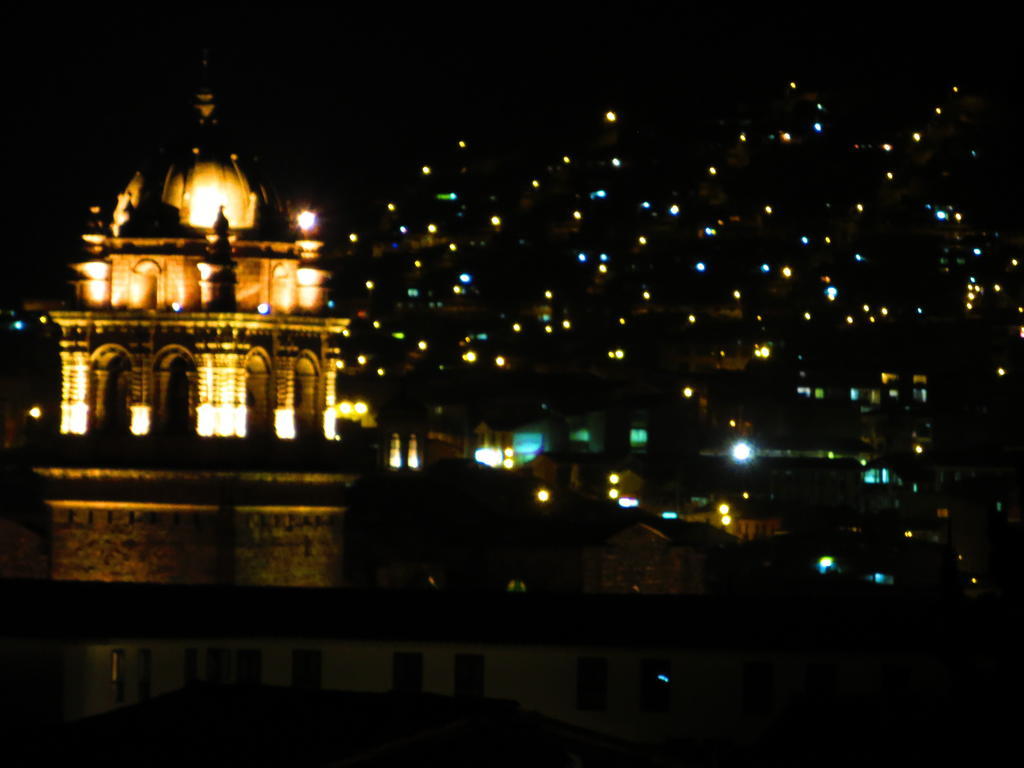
[569,428,590,443]
[630,428,648,448]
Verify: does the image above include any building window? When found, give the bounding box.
[639,659,671,712]
[796,386,811,398]
[742,661,774,715]
[237,650,262,685]
[912,388,927,403]
[849,388,860,401]
[407,434,420,469]
[184,648,199,684]
[813,388,825,400]
[881,372,899,385]
[393,652,423,693]
[454,654,484,697]
[292,649,322,690]
[138,649,152,701]
[577,657,608,711]
[389,432,403,469]
[207,648,231,685]
[629,428,648,451]
[111,649,126,703]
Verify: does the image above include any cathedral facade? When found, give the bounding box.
[27,84,357,587]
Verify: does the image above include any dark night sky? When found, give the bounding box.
[2,8,1019,302]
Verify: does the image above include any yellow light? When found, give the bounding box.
[789,81,797,89]
[562,319,571,329]
[562,156,571,164]
[913,132,922,142]
[458,139,467,148]
[708,166,717,176]
[427,223,438,233]
[638,235,647,245]
[880,307,888,316]
[338,401,353,416]
[504,447,514,458]
[997,367,1007,377]
[365,280,375,291]
[495,356,506,367]
[904,530,913,538]
[608,488,619,499]
[297,267,319,287]
[274,408,296,440]
[643,291,651,301]
[764,205,773,214]
[721,514,732,526]
[28,406,42,420]
[598,264,608,273]
[742,492,750,499]
[349,232,359,243]
[803,311,812,320]
[732,290,741,300]
[512,323,521,332]
[718,503,730,515]
[387,202,396,212]
[298,210,317,232]
[886,171,894,180]
[129,405,150,436]
[954,212,962,222]
[729,419,737,428]
[739,132,747,142]
[605,110,617,123]
[531,180,540,188]
[619,317,626,325]
[682,387,694,399]
[780,132,792,143]
[614,349,624,359]
[491,215,502,226]
[357,355,367,365]
[782,266,792,278]
[414,260,422,268]
[418,340,428,351]
[935,107,942,115]
[421,165,432,175]
[856,203,864,212]
[688,314,696,324]
[502,458,514,469]
[914,444,924,454]
[572,210,582,220]
[544,325,553,334]
[609,473,620,485]
[354,401,368,415]
[453,285,463,295]
[536,488,551,503]
[463,350,477,363]
[449,243,458,251]
[846,316,854,324]
[372,320,381,329]
[377,367,385,377]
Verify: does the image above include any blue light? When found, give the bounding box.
[825,286,838,300]
[668,204,680,216]
[704,227,716,237]
[973,248,982,256]
[459,273,472,284]
[327,300,335,308]
[695,262,706,272]
[599,253,609,262]
[800,236,810,245]
[578,252,588,263]
[935,210,948,221]
[916,307,924,315]
[760,263,770,273]
[813,122,823,133]
[854,253,865,262]
[590,189,607,199]
[817,556,836,575]
[257,303,270,315]
[617,497,639,508]
[661,511,678,519]
[641,201,651,209]
[399,225,408,233]
[12,320,25,330]
[656,674,670,683]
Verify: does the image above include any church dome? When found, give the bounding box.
[111,86,289,239]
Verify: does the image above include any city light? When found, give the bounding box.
[731,441,754,462]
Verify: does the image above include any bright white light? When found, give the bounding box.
[257,303,270,315]
[298,210,317,232]
[731,441,754,462]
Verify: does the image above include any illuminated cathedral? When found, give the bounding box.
[29,83,358,587]
[57,83,346,442]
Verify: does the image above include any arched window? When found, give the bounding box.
[90,348,132,434]
[130,260,160,309]
[245,351,274,435]
[293,355,319,438]
[389,433,403,468]
[154,349,196,434]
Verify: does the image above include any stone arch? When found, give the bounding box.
[90,344,133,434]
[293,352,320,438]
[130,259,161,309]
[244,347,275,435]
[153,346,197,434]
